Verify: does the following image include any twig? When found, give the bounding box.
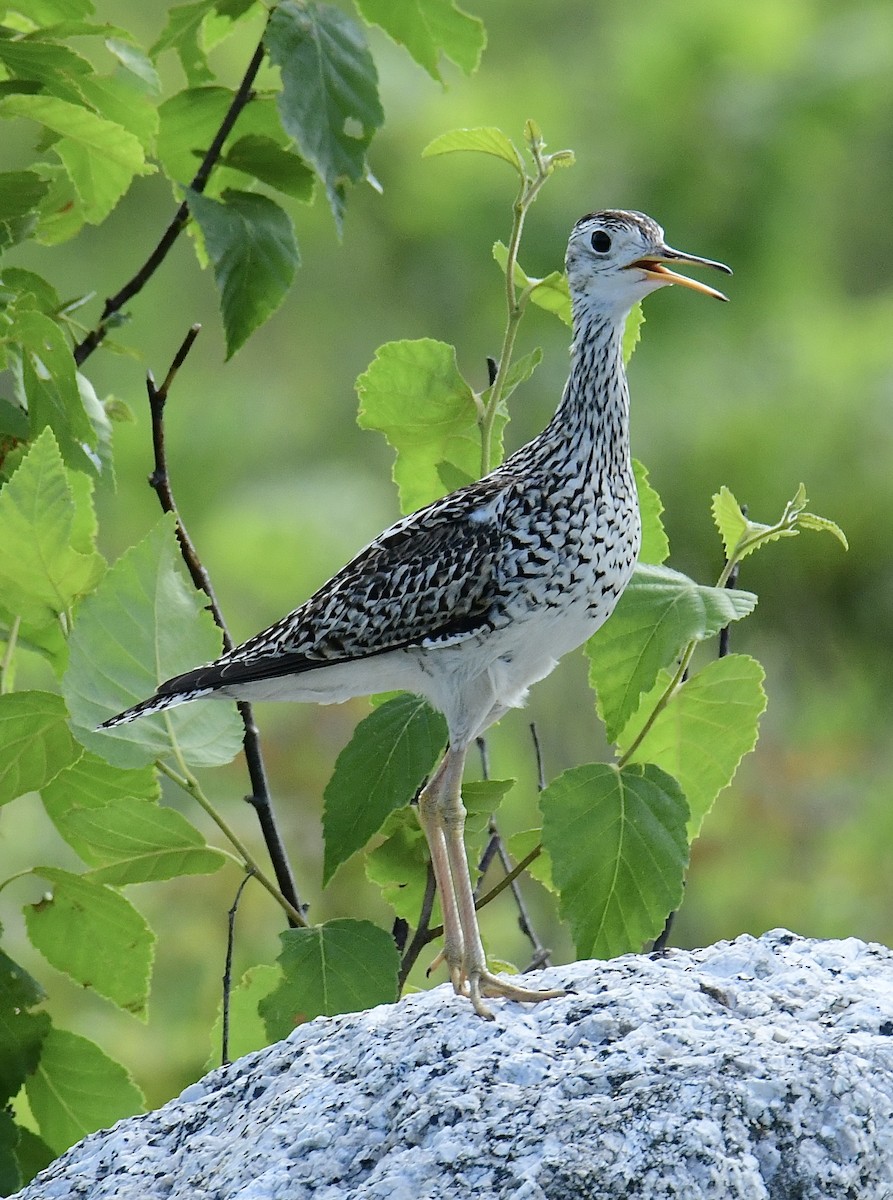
[474,824,502,889]
[73,39,268,366]
[529,721,545,791]
[147,327,305,922]
[494,833,552,970]
[397,863,437,990]
[476,734,491,779]
[221,872,253,1065]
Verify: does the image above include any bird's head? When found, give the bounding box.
[565,210,731,318]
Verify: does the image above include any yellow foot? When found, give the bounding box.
[467,969,566,1021]
[425,953,565,1018]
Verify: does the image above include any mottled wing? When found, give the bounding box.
[157,477,516,696]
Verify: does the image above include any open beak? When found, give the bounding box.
[629,246,732,302]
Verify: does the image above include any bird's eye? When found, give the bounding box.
[590,230,611,253]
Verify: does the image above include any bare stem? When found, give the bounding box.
[478,151,556,475]
[397,863,437,990]
[221,873,253,1066]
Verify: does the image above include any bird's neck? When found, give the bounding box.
[543,308,632,477]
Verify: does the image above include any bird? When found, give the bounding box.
[101,210,731,1018]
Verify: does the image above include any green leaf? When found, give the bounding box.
[57,798,227,885]
[423,126,521,172]
[1,267,61,316]
[0,1111,20,1196]
[461,777,514,846]
[492,241,571,326]
[436,459,474,492]
[25,1027,143,1155]
[10,1124,54,1192]
[632,458,669,565]
[25,868,154,1017]
[24,868,153,1017]
[6,0,95,23]
[206,962,279,1070]
[586,563,758,744]
[0,398,28,439]
[105,38,162,94]
[42,751,156,821]
[33,164,86,245]
[623,303,644,364]
[0,427,105,626]
[0,947,51,1106]
[0,39,93,106]
[356,338,479,513]
[259,919,399,1036]
[150,0,215,86]
[322,693,446,884]
[0,171,50,250]
[364,804,430,923]
[187,187,299,358]
[63,515,244,770]
[796,510,848,549]
[711,485,748,560]
[74,74,159,157]
[617,655,767,838]
[220,134,314,201]
[215,0,259,18]
[0,93,150,224]
[355,0,484,80]
[265,1,384,229]
[540,762,689,959]
[12,310,97,472]
[0,692,80,807]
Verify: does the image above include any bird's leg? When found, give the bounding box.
[436,744,566,1020]
[417,754,465,994]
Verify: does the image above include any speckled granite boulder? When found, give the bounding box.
[14,930,893,1199]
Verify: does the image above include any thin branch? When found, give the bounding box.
[529,721,546,791]
[73,39,268,366]
[474,825,502,889]
[147,327,305,923]
[397,863,437,990]
[492,833,552,970]
[474,842,542,912]
[221,872,253,1066]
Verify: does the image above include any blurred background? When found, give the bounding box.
[5,0,893,1107]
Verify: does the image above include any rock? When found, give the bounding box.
[13,930,893,1199]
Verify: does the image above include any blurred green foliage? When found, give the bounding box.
[2,0,891,1115]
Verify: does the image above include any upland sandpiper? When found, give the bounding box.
[102,211,730,1017]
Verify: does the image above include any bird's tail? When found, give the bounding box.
[99,686,213,730]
